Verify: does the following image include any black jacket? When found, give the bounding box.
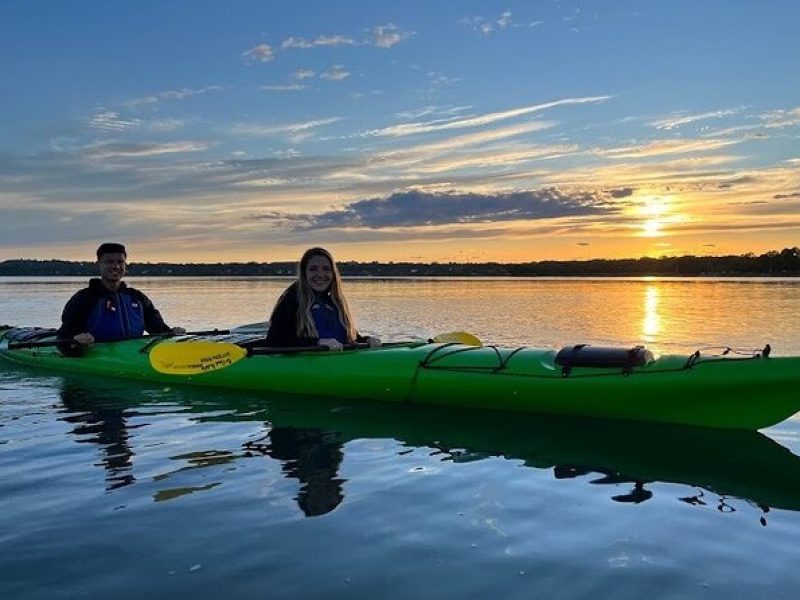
[57,279,171,344]
[265,282,366,347]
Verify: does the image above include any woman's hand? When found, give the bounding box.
[318,338,344,351]
[363,335,382,348]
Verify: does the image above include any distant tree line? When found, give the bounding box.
[1,247,798,277]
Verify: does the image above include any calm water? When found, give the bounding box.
[2,277,800,599]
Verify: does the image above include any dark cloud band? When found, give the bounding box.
[265,187,625,230]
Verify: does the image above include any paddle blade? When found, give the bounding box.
[149,341,248,375]
[432,331,482,346]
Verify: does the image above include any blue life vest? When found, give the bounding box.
[85,292,146,341]
[311,296,346,343]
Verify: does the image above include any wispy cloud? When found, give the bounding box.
[760,106,800,128]
[410,144,578,175]
[320,65,350,81]
[229,117,343,142]
[242,44,275,63]
[701,106,800,137]
[89,110,190,134]
[282,35,356,49]
[275,25,412,54]
[261,83,307,92]
[425,71,462,88]
[371,122,556,164]
[462,11,534,35]
[83,141,210,159]
[128,86,223,107]
[372,24,412,48]
[292,69,316,80]
[359,96,610,138]
[541,161,740,197]
[650,109,740,130]
[264,67,346,91]
[596,138,739,159]
[145,118,186,132]
[89,110,141,132]
[395,105,473,120]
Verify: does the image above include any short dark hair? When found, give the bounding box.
[96,242,127,259]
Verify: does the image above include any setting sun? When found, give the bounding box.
[634,195,671,238]
[642,218,663,237]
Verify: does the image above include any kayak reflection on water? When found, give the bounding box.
[46,374,800,523]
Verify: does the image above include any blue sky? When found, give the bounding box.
[1,0,798,262]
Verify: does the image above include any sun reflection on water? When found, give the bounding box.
[642,284,661,343]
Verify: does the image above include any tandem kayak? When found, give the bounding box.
[1,326,799,430]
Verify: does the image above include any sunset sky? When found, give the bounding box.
[1,0,798,263]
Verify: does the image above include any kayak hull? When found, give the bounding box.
[2,328,799,430]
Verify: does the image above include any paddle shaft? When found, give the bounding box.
[248,343,370,355]
[8,329,230,350]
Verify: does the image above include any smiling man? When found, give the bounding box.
[56,242,185,353]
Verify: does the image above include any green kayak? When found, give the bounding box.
[1,326,798,430]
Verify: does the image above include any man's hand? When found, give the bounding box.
[73,333,95,346]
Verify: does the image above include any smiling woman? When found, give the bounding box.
[265,247,381,351]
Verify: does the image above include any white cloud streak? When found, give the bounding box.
[128,86,223,106]
[320,65,350,81]
[359,96,610,138]
[229,117,343,138]
[292,69,316,80]
[463,11,517,35]
[373,121,557,165]
[596,138,739,159]
[282,35,356,49]
[83,141,210,159]
[650,109,740,130]
[262,83,307,92]
[90,111,141,132]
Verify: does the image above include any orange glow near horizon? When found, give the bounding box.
[1,183,796,266]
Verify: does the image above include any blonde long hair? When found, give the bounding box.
[295,247,357,342]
